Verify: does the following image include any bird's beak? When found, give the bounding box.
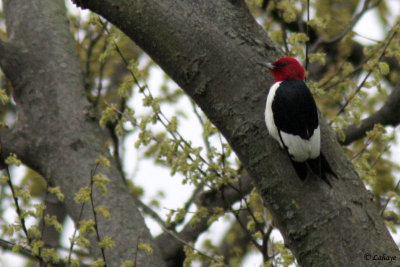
[257,61,274,69]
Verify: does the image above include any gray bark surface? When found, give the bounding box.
[0,0,165,266]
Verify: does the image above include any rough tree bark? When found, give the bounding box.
[0,0,165,266]
[0,0,398,266]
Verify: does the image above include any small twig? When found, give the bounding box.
[0,139,45,264]
[353,32,381,43]
[281,23,290,55]
[238,197,269,260]
[66,203,85,267]
[381,177,400,216]
[136,200,170,230]
[93,40,108,107]
[67,146,108,266]
[336,26,398,116]
[160,225,229,267]
[83,22,107,94]
[220,180,266,258]
[191,100,212,157]
[38,179,52,259]
[243,198,265,235]
[230,209,263,252]
[351,138,372,160]
[218,133,226,171]
[5,168,31,243]
[0,238,36,260]
[171,185,204,229]
[262,223,274,262]
[89,164,107,265]
[310,0,373,52]
[305,0,310,73]
[107,121,127,184]
[318,57,365,90]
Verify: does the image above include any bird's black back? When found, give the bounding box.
[272,79,319,140]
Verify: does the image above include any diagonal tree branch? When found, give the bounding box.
[342,81,400,145]
[309,0,375,51]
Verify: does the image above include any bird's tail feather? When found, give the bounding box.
[308,153,336,186]
[291,161,308,181]
[291,154,336,185]
[320,153,337,179]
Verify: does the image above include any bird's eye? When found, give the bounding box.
[274,62,287,68]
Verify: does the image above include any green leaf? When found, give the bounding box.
[138,243,153,254]
[74,186,91,203]
[99,236,115,249]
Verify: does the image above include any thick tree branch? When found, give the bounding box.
[342,82,400,145]
[0,41,27,86]
[0,0,165,266]
[71,0,400,265]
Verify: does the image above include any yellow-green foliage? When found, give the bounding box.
[44,214,63,232]
[99,236,115,249]
[48,186,65,201]
[315,0,358,38]
[74,186,91,203]
[121,260,135,267]
[138,243,153,254]
[91,258,106,267]
[95,205,111,219]
[0,89,10,104]
[93,173,110,195]
[95,155,111,169]
[5,153,22,166]
[271,242,295,267]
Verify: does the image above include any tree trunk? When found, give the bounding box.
[0,0,165,266]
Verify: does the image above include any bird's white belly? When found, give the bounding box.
[280,127,320,162]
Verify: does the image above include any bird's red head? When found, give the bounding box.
[261,57,305,82]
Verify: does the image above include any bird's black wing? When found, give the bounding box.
[272,79,318,140]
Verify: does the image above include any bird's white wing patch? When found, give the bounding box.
[265,82,283,147]
[280,126,320,162]
[310,126,320,159]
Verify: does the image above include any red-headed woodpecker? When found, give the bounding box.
[259,57,335,184]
